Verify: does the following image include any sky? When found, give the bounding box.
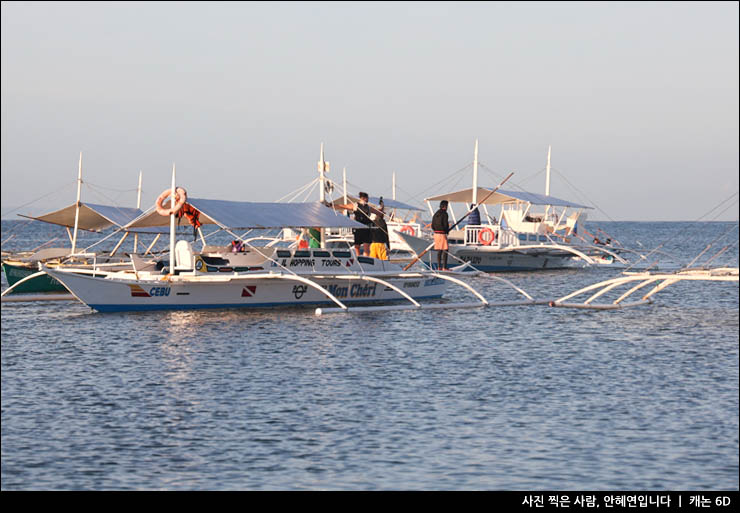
[1,1,738,221]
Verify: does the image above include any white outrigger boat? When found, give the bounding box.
[399,141,631,272]
[39,171,496,315]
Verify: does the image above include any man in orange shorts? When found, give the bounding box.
[431,200,450,270]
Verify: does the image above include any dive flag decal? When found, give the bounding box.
[241,286,257,297]
[346,259,354,267]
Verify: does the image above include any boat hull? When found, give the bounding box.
[452,248,578,271]
[45,269,447,313]
[1,262,68,293]
[429,247,580,272]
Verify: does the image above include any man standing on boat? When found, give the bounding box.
[351,192,373,256]
[432,200,450,271]
[370,200,390,260]
[333,192,374,256]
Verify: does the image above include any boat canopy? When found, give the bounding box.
[329,195,423,212]
[125,199,368,230]
[18,202,168,233]
[425,187,592,209]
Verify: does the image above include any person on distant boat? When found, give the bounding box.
[432,200,451,271]
[468,203,481,226]
[370,201,390,260]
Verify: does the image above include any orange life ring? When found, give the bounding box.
[156,187,187,216]
[478,228,496,245]
[400,225,415,236]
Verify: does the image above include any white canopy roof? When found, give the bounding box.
[125,199,367,230]
[425,187,592,209]
[18,202,168,233]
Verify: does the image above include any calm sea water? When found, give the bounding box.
[1,220,738,490]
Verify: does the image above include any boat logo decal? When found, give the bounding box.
[241,285,257,297]
[149,286,171,297]
[292,285,308,299]
[325,283,377,298]
[129,284,151,297]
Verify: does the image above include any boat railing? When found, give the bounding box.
[463,225,519,248]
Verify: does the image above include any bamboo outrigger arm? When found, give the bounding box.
[314,271,491,315]
[467,271,550,305]
[549,268,739,309]
[1,270,52,297]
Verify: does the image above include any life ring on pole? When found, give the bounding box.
[156,187,187,216]
[478,228,496,245]
[400,225,415,236]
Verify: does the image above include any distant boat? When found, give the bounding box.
[2,201,167,294]
[399,141,633,272]
[2,163,166,295]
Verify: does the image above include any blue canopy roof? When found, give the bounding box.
[126,199,367,230]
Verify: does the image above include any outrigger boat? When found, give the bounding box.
[2,160,166,294]
[398,141,632,272]
[38,172,496,315]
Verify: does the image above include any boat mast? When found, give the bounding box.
[318,142,327,203]
[318,143,329,247]
[169,163,176,273]
[71,152,83,255]
[545,145,552,219]
[545,144,552,196]
[134,170,142,253]
[472,139,479,206]
[392,171,397,220]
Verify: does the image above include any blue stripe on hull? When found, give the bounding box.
[88,294,444,313]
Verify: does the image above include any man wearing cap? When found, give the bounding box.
[369,199,390,260]
[352,192,373,256]
[431,200,450,271]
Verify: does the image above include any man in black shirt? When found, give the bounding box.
[352,192,373,256]
[432,200,450,271]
